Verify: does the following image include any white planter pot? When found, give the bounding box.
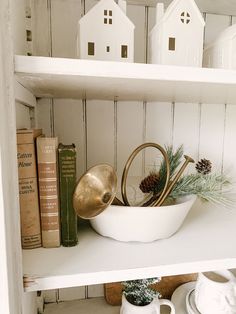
[120,294,175,314]
[90,195,196,242]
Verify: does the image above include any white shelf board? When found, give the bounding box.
[23,199,236,292]
[15,55,236,104]
[44,297,170,314]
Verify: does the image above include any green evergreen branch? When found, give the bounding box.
[141,144,235,207]
[169,173,235,207]
[155,145,184,194]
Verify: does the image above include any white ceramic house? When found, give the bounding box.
[149,0,205,67]
[203,24,236,69]
[77,0,135,62]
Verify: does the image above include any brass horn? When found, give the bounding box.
[121,142,170,207]
[73,164,117,219]
[120,143,194,207]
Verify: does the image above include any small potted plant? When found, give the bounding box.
[120,277,175,314]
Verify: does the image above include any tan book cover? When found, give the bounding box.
[17,129,42,249]
[37,137,60,248]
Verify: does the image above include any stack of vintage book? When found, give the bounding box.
[16,129,78,249]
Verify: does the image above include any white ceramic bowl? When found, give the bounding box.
[90,195,197,242]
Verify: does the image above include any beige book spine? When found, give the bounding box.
[17,129,42,249]
[37,137,60,248]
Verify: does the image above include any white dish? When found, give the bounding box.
[90,195,197,242]
[186,289,201,314]
[171,282,196,314]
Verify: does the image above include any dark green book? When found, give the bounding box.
[58,143,78,247]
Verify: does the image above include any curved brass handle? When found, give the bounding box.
[121,143,170,206]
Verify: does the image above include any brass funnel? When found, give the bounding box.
[73,164,117,219]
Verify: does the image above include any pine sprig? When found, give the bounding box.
[140,144,235,207]
[122,278,160,306]
[169,173,234,207]
[154,145,184,194]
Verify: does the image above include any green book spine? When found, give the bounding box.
[58,143,78,247]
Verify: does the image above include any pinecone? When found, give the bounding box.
[196,158,212,175]
[139,172,159,193]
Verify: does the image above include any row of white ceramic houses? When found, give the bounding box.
[77,0,236,69]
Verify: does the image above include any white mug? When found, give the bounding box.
[195,270,236,314]
[120,294,175,314]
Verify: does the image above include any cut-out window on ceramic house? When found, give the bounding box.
[26,30,32,42]
[169,37,175,51]
[88,42,95,55]
[121,45,128,58]
[106,46,110,52]
[104,9,112,24]
[180,12,191,24]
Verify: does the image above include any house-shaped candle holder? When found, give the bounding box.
[77,0,135,62]
[149,0,205,67]
[203,24,236,70]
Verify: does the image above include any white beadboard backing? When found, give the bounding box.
[36,99,54,136]
[145,102,173,146]
[33,0,51,57]
[87,284,104,298]
[204,13,231,46]
[53,99,86,179]
[44,290,58,304]
[15,102,31,129]
[86,100,115,168]
[11,0,26,55]
[116,101,144,178]
[84,0,97,14]
[147,5,158,64]
[223,105,236,178]
[127,4,146,63]
[145,101,173,174]
[44,298,120,314]
[51,0,81,58]
[33,0,236,303]
[198,103,226,172]
[172,103,200,173]
[44,285,104,303]
[58,287,86,301]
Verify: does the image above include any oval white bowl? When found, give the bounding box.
[90,195,197,242]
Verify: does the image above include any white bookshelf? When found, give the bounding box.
[2,1,236,314]
[15,55,236,105]
[23,199,236,292]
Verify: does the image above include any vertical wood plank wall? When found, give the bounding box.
[16,0,236,304]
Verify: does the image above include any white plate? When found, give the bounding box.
[171,282,196,314]
[186,289,201,314]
